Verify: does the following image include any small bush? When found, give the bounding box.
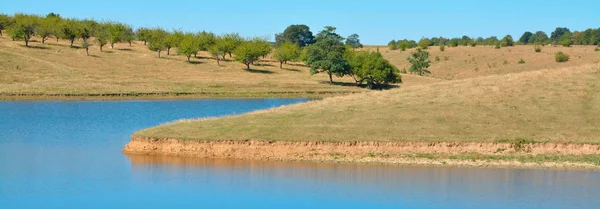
[503,60,509,65]
[595,47,599,52]
[400,68,407,74]
[440,45,445,52]
[534,45,542,52]
[494,44,501,49]
[435,56,440,62]
[518,58,525,64]
[555,51,569,62]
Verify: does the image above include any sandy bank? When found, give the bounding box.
[123,137,600,169]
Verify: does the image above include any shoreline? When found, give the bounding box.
[0,91,361,101]
[123,137,600,170]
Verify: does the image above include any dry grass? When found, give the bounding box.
[135,64,600,144]
[0,36,377,99]
[371,45,600,80]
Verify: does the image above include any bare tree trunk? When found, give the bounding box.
[187,55,191,62]
[143,40,146,45]
[280,61,283,69]
[70,39,74,47]
[129,42,132,47]
[42,37,45,44]
[216,58,220,65]
[100,45,103,52]
[228,52,232,58]
[328,73,333,84]
[86,48,89,56]
[246,63,250,70]
[111,43,114,49]
[25,39,29,47]
[56,37,59,42]
[167,47,170,55]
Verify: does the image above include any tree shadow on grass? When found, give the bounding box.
[253,63,275,67]
[20,45,49,50]
[103,51,115,54]
[248,68,274,74]
[117,48,134,51]
[282,67,301,72]
[187,60,205,65]
[288,63,308,67]
[89,55,101,58]
[70,45,81,49]
[318,81,401,90]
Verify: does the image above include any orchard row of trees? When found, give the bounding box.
[0,13,402,89]
[388,27,600,50]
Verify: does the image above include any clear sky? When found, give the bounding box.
[1,0,599,45]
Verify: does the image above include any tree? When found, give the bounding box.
[450,38,459,47]
[234,38,267,70]
[37,16,56,44]
[166,30,184,55]
[485,36,499,46]
[305,26,349,84]
[82,40,91,56]
[10,14,38,47]
[0,14,15,36]
[519,31,533,44]
[346,50,401,89]
[136,27,152,45]
[275,24,314,47]
[345,33,362,49]
[178,33,199,62]
[551,27,570,43]
[108,22,127,49]
[147,28,168,58]
[529,31,549,44]
[221,33,242,58]
[407,48,431,76]
[60,19,78,47]
[122,25,135,47]
[209,36,228,63]
[460,35,471,46]
[95,24,109,52]
[273,42,300,68]
[78,19,97,42]
[197,31,216,51]
[469,40,477,47]
[418,38,432,49]
[500,35,514,47]
[388,40,398,50]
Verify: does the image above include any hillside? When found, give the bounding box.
[135,64,600,144]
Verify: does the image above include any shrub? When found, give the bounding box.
[518,58,525,64]
[555,51,569,62]
[595,47,600,52]
[439,45,445,52]
[435,56,440,61]
[494,44,501,49]
[534,45,542,52]
[560,39,572,47]
[470,40,477,47]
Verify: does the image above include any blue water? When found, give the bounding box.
[1,99,599,209]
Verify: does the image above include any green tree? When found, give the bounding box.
[9,14,39,47]
[551,27,570,43]
[234,38,268,70]
[450,38,459,47]
[177,33,199,62]
[345,33,363,49]
[59,19,78,47]
[136,27,152,45]
[273,42,301,68]
[0,14,15,36]
[82,40,91,56]
[388,40,398,50]
[222,33,242,58]
[305,26,349,84]
[346,50,401,89]
[275,24,314,47]
[95,24,109,52]
[122,25,135,47]
[166,30,184,55]
[407,48,431,76]
[500,35,514,47]
[469,40,477,47]
[108,22,127,49]
[147,28,168,58]
[210,36,229,62]
[529,31,549,44]
[78,19,97,42]
[519,31,533,44]
[418,38,432,49]
[37,16,56,44]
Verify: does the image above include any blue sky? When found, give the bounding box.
[1,0,599,45]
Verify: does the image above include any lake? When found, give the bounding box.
[1,99,599,209]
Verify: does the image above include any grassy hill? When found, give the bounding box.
[135,64,600,144]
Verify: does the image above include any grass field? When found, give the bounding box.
[135,64,600,144]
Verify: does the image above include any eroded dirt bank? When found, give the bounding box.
[123,137,600,169]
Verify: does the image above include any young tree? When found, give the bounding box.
[197,31,216,52]
[178,33,199,62]
[234,38,268,70]
[37,16,55,44]
[347,50,401,89]
[273,42,300,68]
[222,33,242,58]
[10,14,38,47]
[60,19,78,47]
[388,40,398,50]
[166,30,184,55]
[551,27,571,43]
[407,48,431,76]
[209,36,228,63]
[78,19,97,42]
[82,40,91,56]
[147,28,168,58]
[95,24,109,52]
[122,25,135,47]
[108,22,127,49]
[529,31,549,45]
[305,26,349,84]
[345,33,363,50]
[275,24,315,47]
[136,27,152,45]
